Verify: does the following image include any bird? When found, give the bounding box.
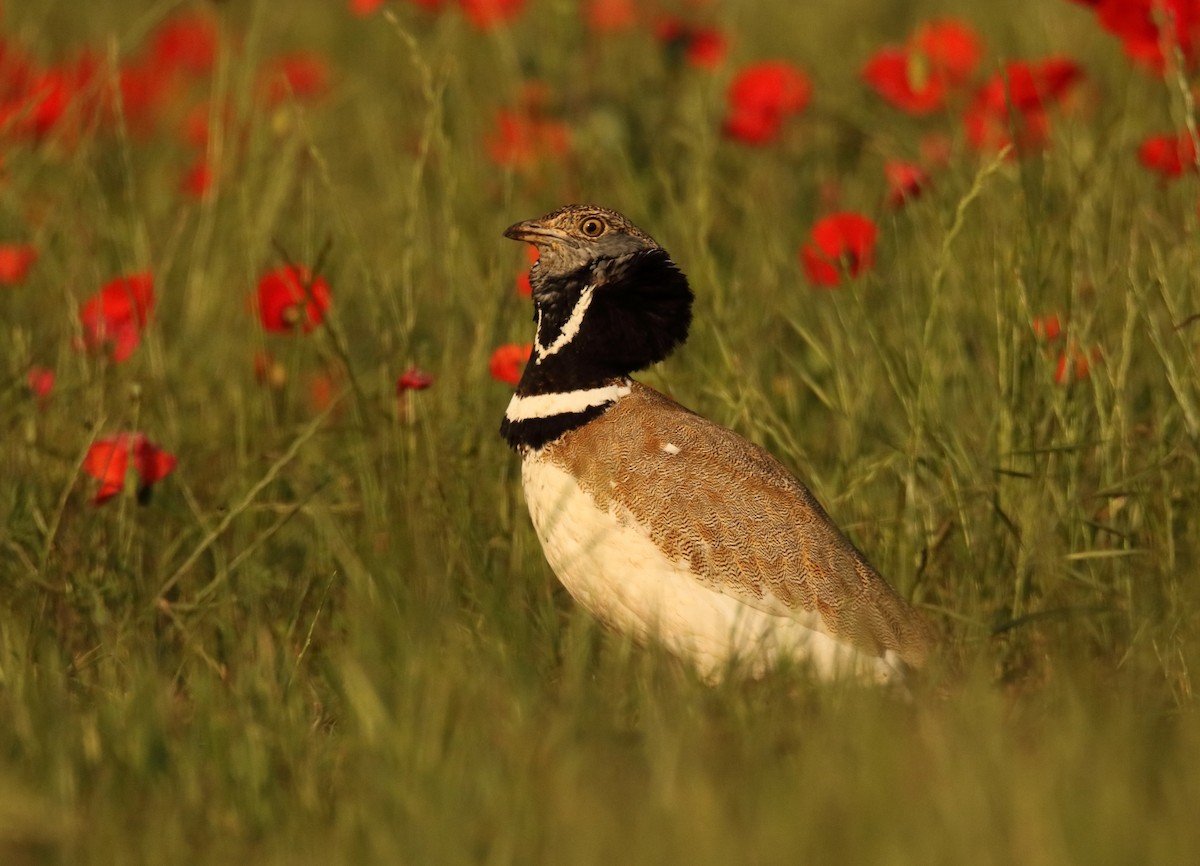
[500,204,934,684]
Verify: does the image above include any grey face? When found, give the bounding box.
[504,204,661,290]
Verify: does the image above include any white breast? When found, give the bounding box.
[521,454,903,683]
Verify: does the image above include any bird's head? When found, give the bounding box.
[504,205,660,297]
[502,204,693,379]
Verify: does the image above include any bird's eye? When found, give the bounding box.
[580,217,606,238]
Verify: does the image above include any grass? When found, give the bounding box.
[2,0,1199,862]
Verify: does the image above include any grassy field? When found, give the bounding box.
[2,1,1200,863]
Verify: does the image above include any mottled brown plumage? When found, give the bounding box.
[539,381,934,669]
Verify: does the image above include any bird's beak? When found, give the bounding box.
[503,219,563,244]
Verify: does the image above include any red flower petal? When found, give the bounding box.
[256,265,332,333]
[862,47,948,115]
[133,435,178,486]
[84,435,133,505]
[79,272,156,361]
[1088,0,1200,73]
[914,19,983,86]
[729,61,811,116]
[1032,314,1064,342]
[884,160,930,208]
[396,367,435,393]
[150,12,218,77]
[800,213,879,288]
[962,56,1082,156]
[261,53,331,105]
[484,108,571,168]
[685,28,728,69]
[515,244,538,297]
[653,17,726,68]
[489,342,532,386]
[1002,57,1084,110]
[108,320,144,364]
[862,20,980,116]
[1054,344,1101,384]
[722,109,783,146]
[116,62,176,136]
[0,243,38,285]
[1139,131,1198,178]
[83,432,177,505]
[723,61,810,145]
[26,366,55,400]
[515,270,533,297]
[181,157,215,199]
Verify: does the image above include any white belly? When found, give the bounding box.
[521,455,901,683]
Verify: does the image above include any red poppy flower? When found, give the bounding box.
[1080,0,1200,73]
[1139,131,1198,179]
[1032,313,1063,343]
[685,28,728,69]
[396,367,435,393]
[149,12,218,78]
[963,57,1083,154]
[515,271,533,298]
[863,48,948,115]
[723,61,811,145]
[516,244,538,297]
[800,213,879,288]
[459,0,527,29]
[654,18,728,69]
[484,108,571,169]
[114,61,176,136]
[181,157,215,199]
[963,99,1051,154]
[585,0,637,33]
[0,243,37,285]
[723,108,784,146]
[978,57,1083,113]
[913,19,984,86]
[79,272,156,362]
[0,49,61,140]
[1054,344,1101,385]
[2,68,73,139]
[489,342,532,385]
[26,366,55,401]
[256,265,332,333]
[862,18,982,115]
[83,433,177,506]
[883,160,930,208]
[261,53,331,105]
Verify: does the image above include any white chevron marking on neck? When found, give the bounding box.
[534,284,595,363]
[505,381,631,422]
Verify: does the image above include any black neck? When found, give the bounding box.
[500,248,693,451]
